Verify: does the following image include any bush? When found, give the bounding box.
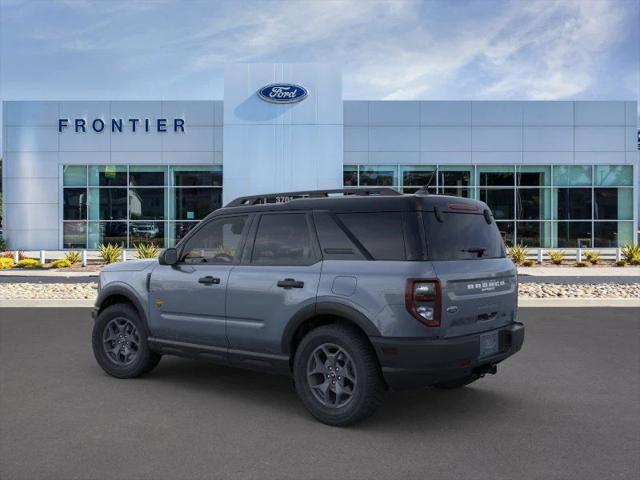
[1,251,26,260]
[584,251,600,265]
[51,259,71,269]
[522,259,534,267]
[615,259,627,267]
[99,243,122,264]
[65,251,82,264]
[621,243,640,266]
[17,258,43,269]
[135,243,159,259]
[576,261,589,268]
[0,257,15,269]
[0,237,6,250]
[507,244,528,265]
[547,250,564,265]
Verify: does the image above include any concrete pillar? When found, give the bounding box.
[576,248,582,262]
[39,250,46,264]
[121,249,127,262]
[537,249,544,264]
[82,250,87,267]
[13,251,19,263]
[616,248,622,261]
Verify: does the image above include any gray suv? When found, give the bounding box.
[92,188,524,426]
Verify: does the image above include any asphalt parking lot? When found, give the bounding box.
[1,307,638,480]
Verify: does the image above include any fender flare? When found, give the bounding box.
[95,284,151,336]
[281,301,381,354]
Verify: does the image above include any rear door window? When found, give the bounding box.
[423,212,505,260]
[251,213,319,266]
[336,212,406,260]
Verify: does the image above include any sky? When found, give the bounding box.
[0,0,638,143]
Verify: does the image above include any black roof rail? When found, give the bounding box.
[225,188,401,207]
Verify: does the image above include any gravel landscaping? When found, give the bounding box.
[1,281,639,300]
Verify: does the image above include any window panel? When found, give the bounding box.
[594,188,633,220]
[517,188,550,220]
[595,165,632,186]
[63,166,87,187]
[438,165,473,187]
[88,188,128,221]
[400,165,435,188]
[129,188,165,220]
[343,165,358,186]
[337,212,406,260]
[63,188,87,220]
[88,165,127,187]
[403,186,437,194]
[129,222,165,248]
[555,188,591,220]
[63,222,87,248]
[478,166,514,186]
[556,222,592,248]
[171,166,222,186]
[495,221,514,247]
[439,187,471,198]
[553,165,591,186]
[182,216,247,264]
[88,222,128,249]
[517,165,550,186]
[172,188,221,220]
[479,188,514,220]
[251,214,316,266]
[169,221,199,247]
[129,165,165,186]
[358,165,397,186]
[516,222,542,247]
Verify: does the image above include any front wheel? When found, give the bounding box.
[92,303,161,379]
[293,324,386,426]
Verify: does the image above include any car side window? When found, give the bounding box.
[251,213,316,266]
[181,216,248,264]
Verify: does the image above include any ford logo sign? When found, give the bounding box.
[257,83,308,104]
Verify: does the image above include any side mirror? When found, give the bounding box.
[158,248,178,266]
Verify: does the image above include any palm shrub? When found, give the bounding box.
[507,244,528,265]
[65,251,81,264]
[621,243,640,266]
[0,257,14,269]
[615,259,627,267]
[135,243,159,259]
[576,260,589,268]
[51,259,71,269]
[584,251,600,265]
[547,250,564,265]
[17,258,43,268]
[99,243,122,264]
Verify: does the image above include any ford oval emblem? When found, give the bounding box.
[446,306,459,314]
[257,83,308,104]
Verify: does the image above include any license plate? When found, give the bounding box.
[479,331,499,358]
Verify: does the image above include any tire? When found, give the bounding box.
[92,303,161,379]
[293,324,385,427]
[432,376,478,390]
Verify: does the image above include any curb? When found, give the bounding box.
[0,299,95,308]
[518,298,640,307]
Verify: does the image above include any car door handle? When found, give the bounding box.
[198,276,221,285]
[277,278,304,289]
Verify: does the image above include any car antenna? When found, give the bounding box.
[414,170,436,195]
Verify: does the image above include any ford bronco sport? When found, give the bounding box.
[92,188,524,426]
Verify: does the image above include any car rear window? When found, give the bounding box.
[423,211,505,260]
[336,212,406,260]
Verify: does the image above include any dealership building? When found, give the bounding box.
[1,63,638,250]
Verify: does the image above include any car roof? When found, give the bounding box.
[212,192,488,217]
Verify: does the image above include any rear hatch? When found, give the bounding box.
[423,205,517,339]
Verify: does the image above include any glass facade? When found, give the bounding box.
[343,164,635,248]
[62,165,222,249]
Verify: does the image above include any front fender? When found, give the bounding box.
[94,282,151,335]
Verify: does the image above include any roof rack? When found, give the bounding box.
[225,188,401,207]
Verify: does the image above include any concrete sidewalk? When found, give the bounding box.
[0,269,98,278]
[518,266,640,277]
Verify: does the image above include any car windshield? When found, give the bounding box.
[423,211,505,260]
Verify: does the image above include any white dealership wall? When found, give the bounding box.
[222,63,343,205]
[1,62,638,249]
[2,100,222,249]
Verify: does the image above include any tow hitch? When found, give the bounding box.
[472,364,497,379]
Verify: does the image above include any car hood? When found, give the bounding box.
[101,259,157,272]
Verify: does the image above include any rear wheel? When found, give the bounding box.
[293,324,385,426]
[433,376,478,389]
[92,303,161,378]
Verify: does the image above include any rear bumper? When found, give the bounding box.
[370,322,525,390]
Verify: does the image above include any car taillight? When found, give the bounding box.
[405,279,441,327]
